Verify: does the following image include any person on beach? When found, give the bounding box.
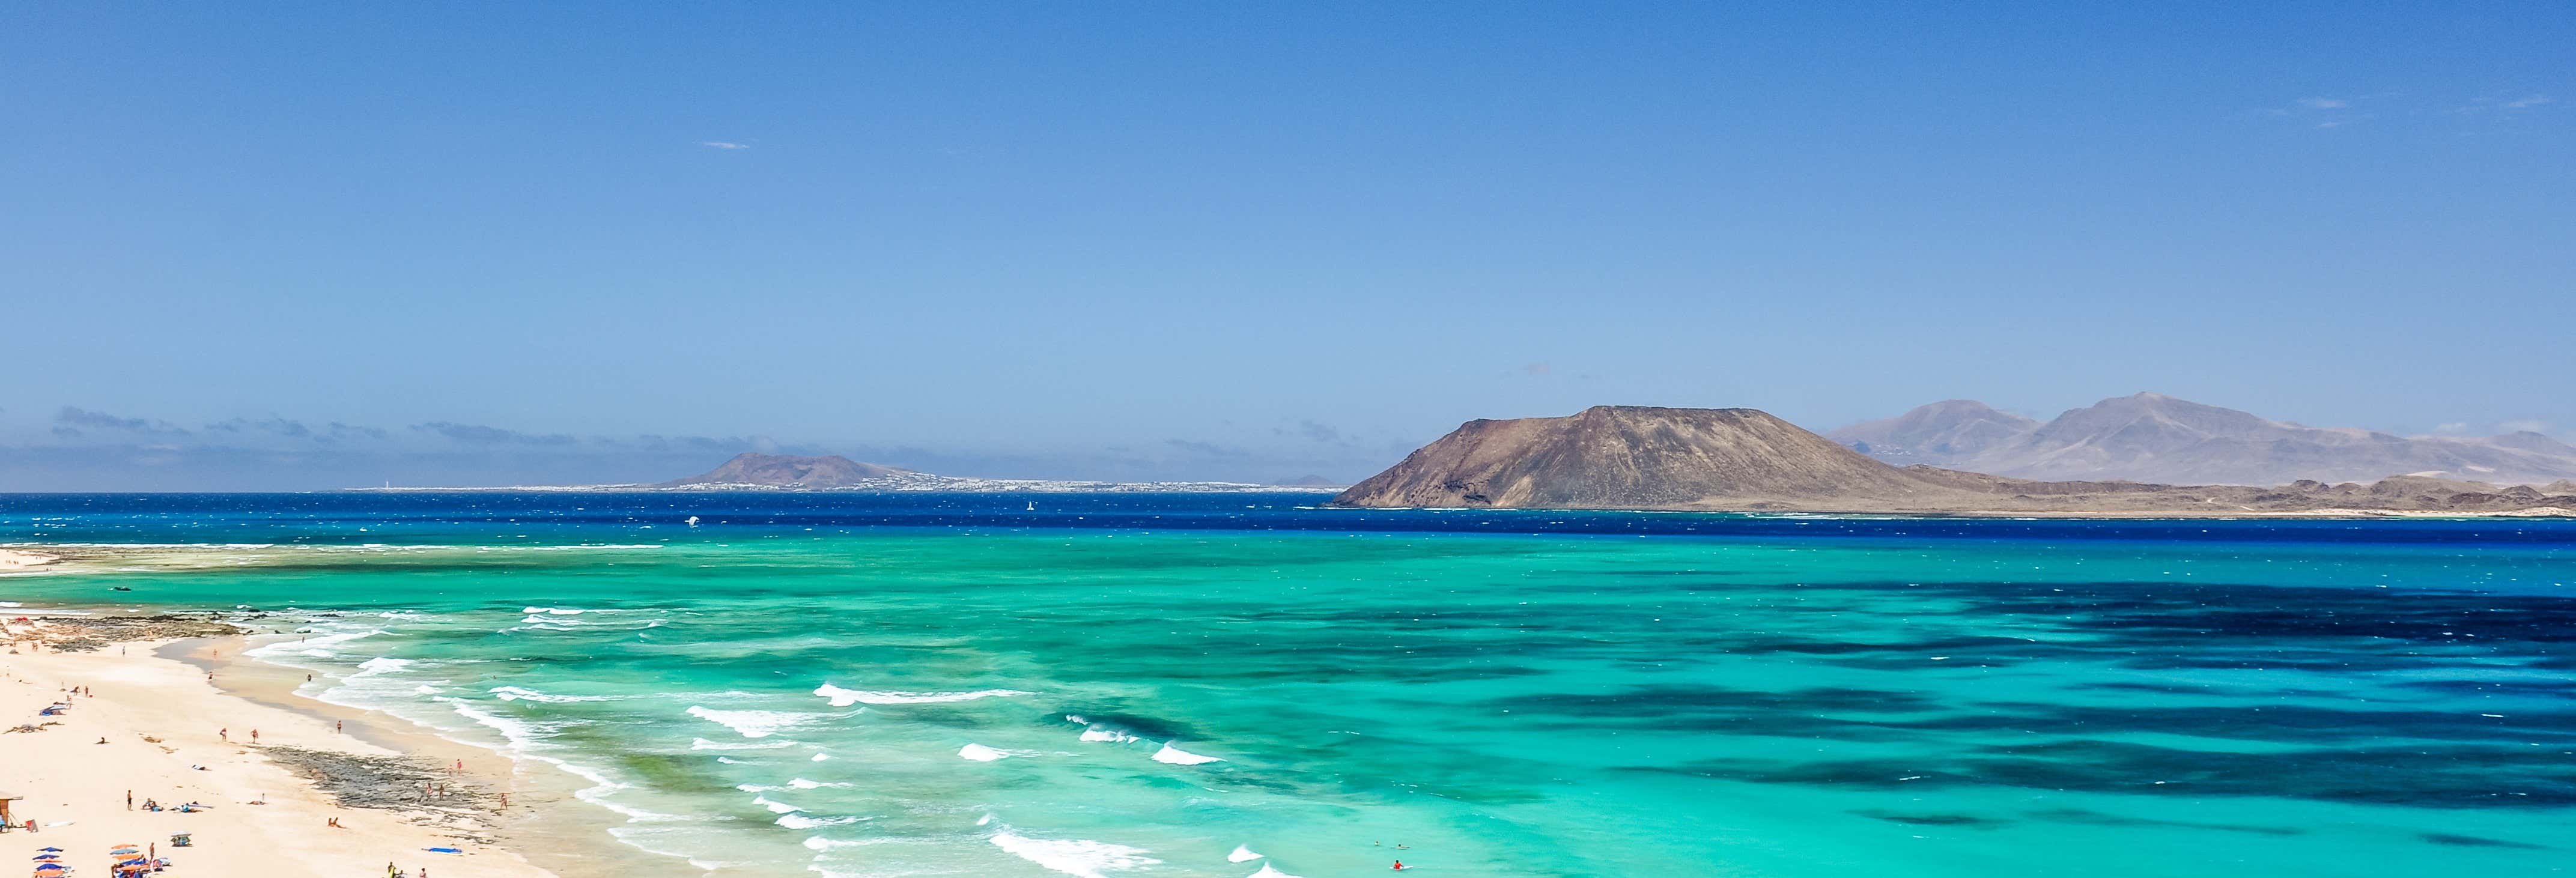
[219,727,228,742]
[127,790,133,810]
[336,721,343,733]
[251,728,259,743]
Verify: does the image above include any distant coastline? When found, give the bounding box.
[341,479,1341,494]
[333,452,1346,494]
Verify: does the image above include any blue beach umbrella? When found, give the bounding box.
[35,849,59,852]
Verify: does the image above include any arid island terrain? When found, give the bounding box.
[1331,405,2576,516]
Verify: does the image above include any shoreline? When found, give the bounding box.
[181,632,671,878]
[0,614,554,877]
[0,610,666,878]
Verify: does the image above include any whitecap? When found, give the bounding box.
[439,698,558,752]
[1229,844,1263,862]
[1152,743,1223,765]
[778,813,864,829]
[989,830,1161,878]
[1249,865,1303,878]
[689,737,800,751]
[959,743,1010,761]
[753,795,802,814]
[686,705,816,738]
[493,685,619,703]
[1080,727,1138,744]
[811,752,831,761]
[351,656,413,676]
[788,778,852,789]
[815,683,1031,706]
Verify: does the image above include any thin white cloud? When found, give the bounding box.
[2450,94,2554,114]
[699,141,752,150]
[2298,97,2350,109]
[2499,419,2553,434]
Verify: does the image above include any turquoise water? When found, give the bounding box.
[4,494,2572,877]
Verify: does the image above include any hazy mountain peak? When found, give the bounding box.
[661,452,914,488]
[1838,393,2576,486]
[1826,400,2037,463]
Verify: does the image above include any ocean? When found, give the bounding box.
[3,492,2571,877]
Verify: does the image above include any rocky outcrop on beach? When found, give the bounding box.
[1831,393,2576,486]
[14,614,242,652]
[257,746,503,843]
[1335,406,2576,515]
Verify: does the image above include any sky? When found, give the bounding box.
[4,2,2571,489]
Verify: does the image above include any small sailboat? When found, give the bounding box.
[685,515,700,527]
[1025,501,1036,511]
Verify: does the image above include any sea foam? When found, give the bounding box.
[685,705,821,738]
[814,683,1031,706]
[989,829,1161,878]
[492,685,619,703]
[777,813,864,829]
[1152,743,1223,765]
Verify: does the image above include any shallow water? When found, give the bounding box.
[4,493,2572,877]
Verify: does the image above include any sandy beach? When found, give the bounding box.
[0,616,554,878]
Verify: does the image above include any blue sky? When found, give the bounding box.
[4,2,2570,488]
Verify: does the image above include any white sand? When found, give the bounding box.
[0,550,59,571]
[0,629,553,877]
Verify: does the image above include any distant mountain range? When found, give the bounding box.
[1829,393,2576,486]
[1332,405,2576,515]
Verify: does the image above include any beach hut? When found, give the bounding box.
[0,793,20,830]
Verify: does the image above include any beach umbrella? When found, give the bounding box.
[34,849,58,853]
